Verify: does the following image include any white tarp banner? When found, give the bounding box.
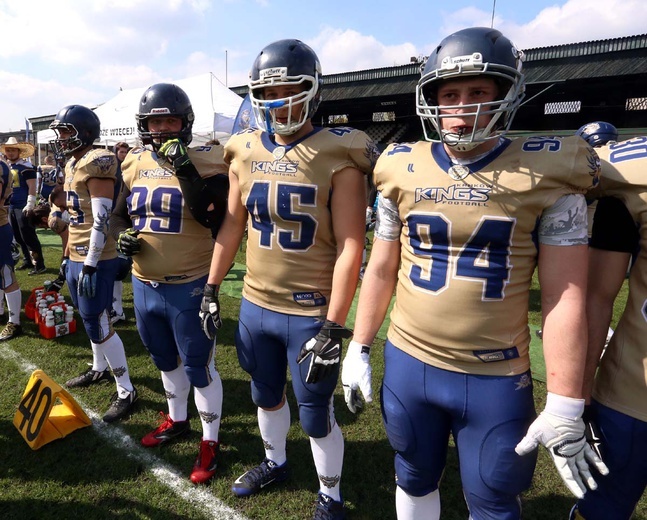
[37,72,243,147]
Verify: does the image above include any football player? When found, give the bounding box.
[0,137,45,274]
[577,121,619,237]
[36,154,60,202]
[341,27,608,520]
[0,159,23,340]
[50,105,137,423]
[200,39,377,519]
[576,121,618,148]
[569,137,647,520]
[109,142,132,326]
[109,83,229,485]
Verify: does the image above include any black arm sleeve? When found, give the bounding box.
[590,196,639,253]
[175,162,229,239]
[109,182,133,241]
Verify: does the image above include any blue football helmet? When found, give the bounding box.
[49,105,101,156]
[137,83,194,150]
[248,39,323,135]
[417,27,525,151]
[575,122,618,147]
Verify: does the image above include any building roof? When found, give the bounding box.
[232,33,647,101]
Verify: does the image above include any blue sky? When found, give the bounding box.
[1,0,646,132]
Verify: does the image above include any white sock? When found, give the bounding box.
[258,400,290,466]
[5,288,21,325]
[91,344,110,372]
[95,333,133,397]
[310,421,344,502]
[161,365,191,422]
[395,487,440,520]
[193,361,223,442]
[112,281,123,314]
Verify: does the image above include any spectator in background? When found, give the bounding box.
[0,137,46,275]
[113,141,130,165]
[110,141,132,325]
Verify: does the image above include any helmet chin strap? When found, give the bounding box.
[442,129,486,152]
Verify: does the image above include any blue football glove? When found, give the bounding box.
[78,265,98,298]
[158,138,191,171]
[199,283,222,340]
[297,320,353,384]
[117,228,141,256]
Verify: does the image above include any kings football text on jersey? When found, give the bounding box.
[225,127,378,316]
[377,135,599,376]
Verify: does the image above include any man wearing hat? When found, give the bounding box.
[0,137,46,275]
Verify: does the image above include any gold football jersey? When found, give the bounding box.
[64,149,118,262]
[225,127,377,316]
[591,137,647,422]
[377,136,599,376]
[120,145,227,284]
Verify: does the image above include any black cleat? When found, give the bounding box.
[65,368,114,388]
[103,388,138,423]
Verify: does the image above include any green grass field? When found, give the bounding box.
[0,229,644,520]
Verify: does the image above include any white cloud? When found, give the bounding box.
[506,0,647,49]
[0,70,102,131]
[308,28,418,73]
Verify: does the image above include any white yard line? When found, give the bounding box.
[0,344,250,520]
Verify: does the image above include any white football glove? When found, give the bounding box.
[23,194,36,214]
[515,393,609,498]
[341,340,373,413]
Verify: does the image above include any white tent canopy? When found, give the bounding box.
[37,73,243,148]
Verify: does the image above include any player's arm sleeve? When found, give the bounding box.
[109,182,133,240]
[538,194,588,246]
[374,193,402,241]
[175,162,229,237]
[590,196,639,253]
[85,196,112,268]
